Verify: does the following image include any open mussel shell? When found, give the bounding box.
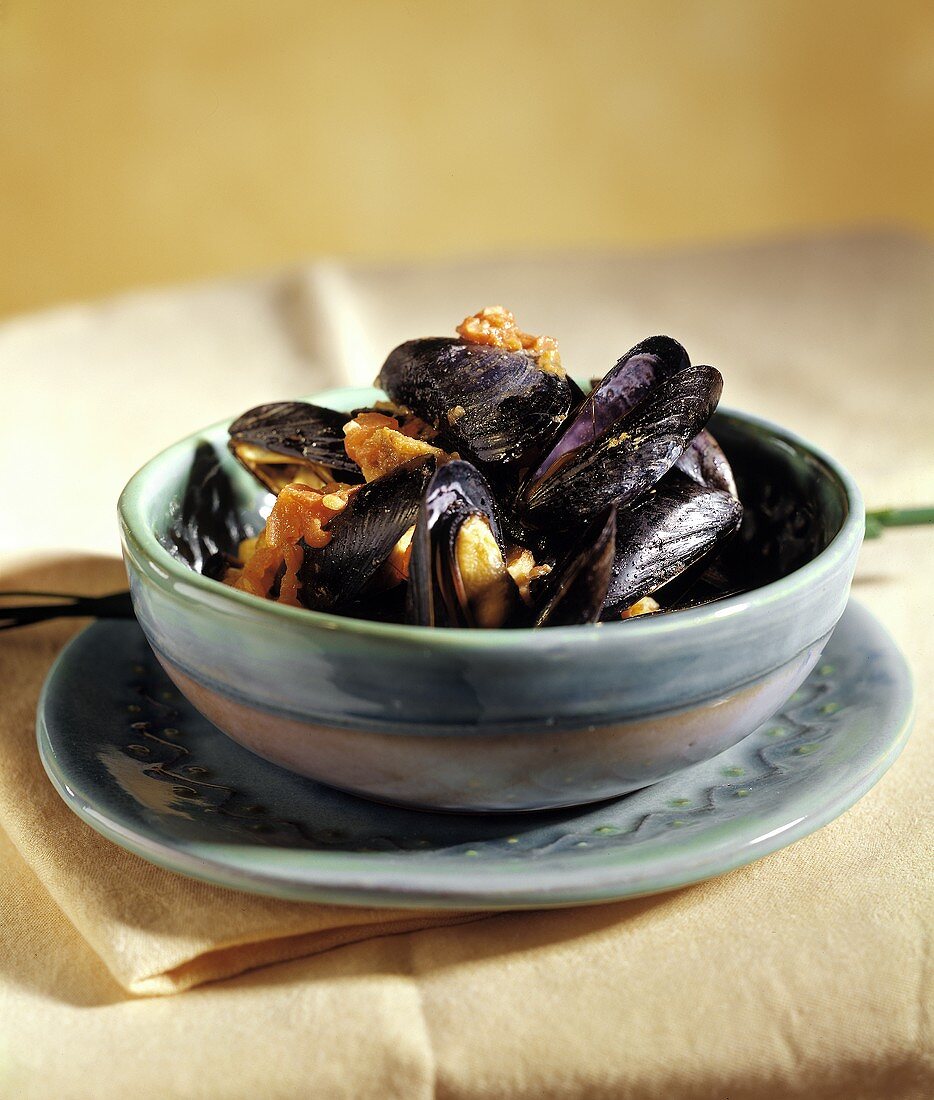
[675,429,738,498]
[228,401,364,494]
[377,338,574,472]
[534,506,616,627]
[533,336,690,476]
[604,471,743,615]
[523,364,724,528]
[301,456,434,611]
[165,441,246,576]
[407,459,519,628]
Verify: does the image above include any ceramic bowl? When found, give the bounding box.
[118,387,864,812]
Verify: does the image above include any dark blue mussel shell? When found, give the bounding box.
[676,431,738,498]
[165,440,246,579]
[604,470,743,615]
[301,456,435,612]
[377,338,574,473]
[535,335,691,472]
[533,506,617,627]
[530,335,737,505]
[406,459,519,628]
[524,363,724,527]
[228,401,364,493]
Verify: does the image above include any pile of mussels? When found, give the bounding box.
[169,310,751,628]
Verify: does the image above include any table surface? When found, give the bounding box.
[0,231,931,1099]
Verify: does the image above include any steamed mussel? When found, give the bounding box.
[377,307,574,479]
[523,363,724,526]
[407,460,520,628]
[228,401,365,492]
[174,305,758,627]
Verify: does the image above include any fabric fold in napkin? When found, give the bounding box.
[0,554,481,996]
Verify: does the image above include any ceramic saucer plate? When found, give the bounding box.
[37,601,912,908]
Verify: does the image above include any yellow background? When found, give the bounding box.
[1,0,931,320]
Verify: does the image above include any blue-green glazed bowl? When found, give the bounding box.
[118,388,863,813]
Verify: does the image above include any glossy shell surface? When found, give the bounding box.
[378,337,573,469]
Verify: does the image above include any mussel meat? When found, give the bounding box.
[407,459,519,628]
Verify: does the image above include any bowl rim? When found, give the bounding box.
[118,387,865,650]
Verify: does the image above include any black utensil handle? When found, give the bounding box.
[0,590,135,631]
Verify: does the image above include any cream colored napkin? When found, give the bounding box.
[0,233,931,1097]
[0,556,483,996]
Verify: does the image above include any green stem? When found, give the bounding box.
[865,506,934,539]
